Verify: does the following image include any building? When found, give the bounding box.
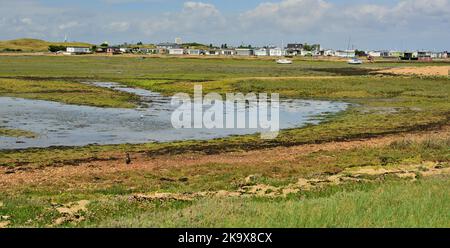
[66,46,91,54]
[368,51,382,57]
[286,44,304,50]
[204,49,219,56]
[107,47,121,54]
[322,49,335,56]
[431,52,446,59]
[168,48,185,55]
[286,43,303,56]
[300,50,314,56]
[157,42,179,49]
[269,48,284,57]
[388,51,404,58]
[335,50,356,58]
[186,49,202,55]
[235,48,254,56]
[418,51,432,60]
[402,52,418,60]
[221,49,235,56]
[254,48,269,56]
[119,47,131,53]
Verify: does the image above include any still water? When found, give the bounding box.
[0,82,348,149]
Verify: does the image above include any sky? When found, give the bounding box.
[1,0,449,50]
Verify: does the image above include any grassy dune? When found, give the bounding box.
[0,38,92,52]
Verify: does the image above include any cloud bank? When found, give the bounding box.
[1,0,449,50]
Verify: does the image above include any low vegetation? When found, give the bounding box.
[0,78,138,108]
[0,55,448,227]
[0,136,450,227]
[0,38,92,52]
[0,128,37,138]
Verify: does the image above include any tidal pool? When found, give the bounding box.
[0,82,348,150]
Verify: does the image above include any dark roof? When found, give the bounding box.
[287,43,304,49]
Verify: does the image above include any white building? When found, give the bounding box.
[323,49,335,56]
[300,50,313,56]
[254,48,269,56]
[169,48,184,55]
[368,51,382,57]
[205,50,220,56]
[221,49,235,56]
[335,50,356,58]
[66,47,91,54]
[186,49,202,55]
[269,48,284,56]
[235,48,254,56]
[119,47,131,53]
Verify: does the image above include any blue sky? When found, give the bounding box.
[1,0,449,50]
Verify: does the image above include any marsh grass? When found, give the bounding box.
[0,78,138,108]
[0,128,37,138]
[97,177,450,228]
[0,75,449,168]
[2,176,442,228]
[0,56,449,227]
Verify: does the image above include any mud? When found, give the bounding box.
[1,125,449,189]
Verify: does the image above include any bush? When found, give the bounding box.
[2,48,23,52]
[48,45,67,52]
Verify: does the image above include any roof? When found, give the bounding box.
[157,42,178,46]
[67,46,91,48]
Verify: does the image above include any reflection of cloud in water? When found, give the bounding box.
[0,83,348,150]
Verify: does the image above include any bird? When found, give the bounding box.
[125,153,132,165]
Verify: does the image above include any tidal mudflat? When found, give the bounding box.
[0,82,348,149]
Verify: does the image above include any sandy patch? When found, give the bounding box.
[377,66,450,76]
[53,200,90,226]
[129,162,450,200]
[0,221,10,228]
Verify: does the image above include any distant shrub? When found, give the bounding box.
[48,45,67,52]
[2,48,23,52]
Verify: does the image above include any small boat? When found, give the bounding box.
[276,59,293,64]
[348,58,363,64]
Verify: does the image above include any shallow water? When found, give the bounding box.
[0,82,348,150]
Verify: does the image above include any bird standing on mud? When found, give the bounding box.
[125,153,132,165]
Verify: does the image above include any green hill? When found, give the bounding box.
[0,38,93,52]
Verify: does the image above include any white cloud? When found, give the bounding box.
[138,1,225,37]
[0,0,448,50]
[109,21,130,32]
[58,21,80,30]
[241,0,332,32]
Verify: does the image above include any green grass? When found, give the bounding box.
[1,176,448,227]
[2,55,448,81]
[0,55,449,228]
[0,126,448,227]
[0,75,448,168]
[92,177,450,228]
[0,128,37,138]
[0,78,138,108]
